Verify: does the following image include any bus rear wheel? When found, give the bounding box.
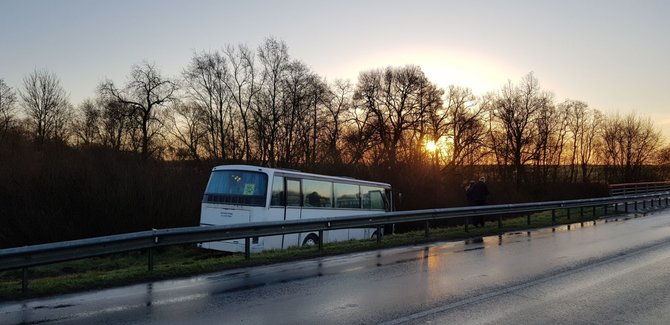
[302,234,320,246]
[371,230,383,241]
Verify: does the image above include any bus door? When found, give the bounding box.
[282,178,302,248]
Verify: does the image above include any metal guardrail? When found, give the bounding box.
[609,181,670,196]
[2,192,670,291]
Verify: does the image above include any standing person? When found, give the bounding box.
[464,180,476,226]
[470,176,490,227]
[464,180,475,205]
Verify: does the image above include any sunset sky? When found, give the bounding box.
[1,0,669,136]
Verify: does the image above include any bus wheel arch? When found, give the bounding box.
[302,233,320,246]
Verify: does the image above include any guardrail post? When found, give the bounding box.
[580,207,584,219]
[148,248,154,272]
[603,204,608,215]
[624,202,628,213]
[643,200,646,210]
[651,198,655,208]
[376,227,382,245]
[592,206,596,218]
[497,215,502,229]
[634,201,638,211]
[319,230,324,250]
[245,237,251,260]
[567,208,571,220]
[526,214,531,225]
[464,217,469,232]
[614,203,618,213]
[424,221,430,237]
[22,268,28,292]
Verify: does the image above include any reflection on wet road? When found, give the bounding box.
[3,211,670,324]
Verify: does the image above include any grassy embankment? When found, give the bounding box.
[0,206,633,301]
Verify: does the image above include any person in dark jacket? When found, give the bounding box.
[465,180,475,206]
[469,176,490,227]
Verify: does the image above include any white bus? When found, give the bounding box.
[199,165,393,252]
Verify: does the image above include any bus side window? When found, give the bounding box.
[362,186,385,210]
[335,183,360,209]
[369,191,384,210]
[271,176,284,206]
[286,179,302,207]
[302,179,332,208]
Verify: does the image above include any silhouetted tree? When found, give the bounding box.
[224,44,260,161]
[166,100,208,160]
[322,79,353,165]
[561,100,601,182]
[183,50,230,160]
[486,72,553,185]
[99,62,178,159]
[600,112,661,182]
[0,78,17,139]
[72,98,101,146]
[442,86,486,167]
[20,69,71,144]
[256,37,290,165]
[353,65,440,170]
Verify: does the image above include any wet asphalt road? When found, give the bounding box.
[3,210,670,325]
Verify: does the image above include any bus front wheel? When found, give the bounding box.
[302,234,320,246]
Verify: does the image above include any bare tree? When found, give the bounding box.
[600,112,662,182]
[166,100,208,160]
[0,79,17,139]
[99,62,178,159]
[561,100,601,182]
[280,59,315,165]
[97,96,132,151]
[20,69,71,144]
[72,99,101,146]
[322,79,353,165]
[657,145,670,180]
[441,86,486,167]
[532,100,567,183]
[578,109,602,182]
[409,78,444,165]
[256,37,290,165]
[183,50,230,160]
[224,44,260,161]
[486,72,553,185]
[353,65,438,169]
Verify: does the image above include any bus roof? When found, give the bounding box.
[211,164,391,188]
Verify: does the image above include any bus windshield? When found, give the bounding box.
[204,170,268,206]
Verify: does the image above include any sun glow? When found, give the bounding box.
[346,48,518,96]
[424,137,452,162]
[425,140,438,153]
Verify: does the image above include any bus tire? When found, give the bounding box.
[302,234,320,246]
[372,230,383,241]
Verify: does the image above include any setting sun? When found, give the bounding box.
[424,137,452,162]
[425,140,438,153]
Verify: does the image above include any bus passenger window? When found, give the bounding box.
[335,183,360,209]
[271,176,284,206]
[362,186,385,210]
[303,180,332,208]
[286,179,301,207]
